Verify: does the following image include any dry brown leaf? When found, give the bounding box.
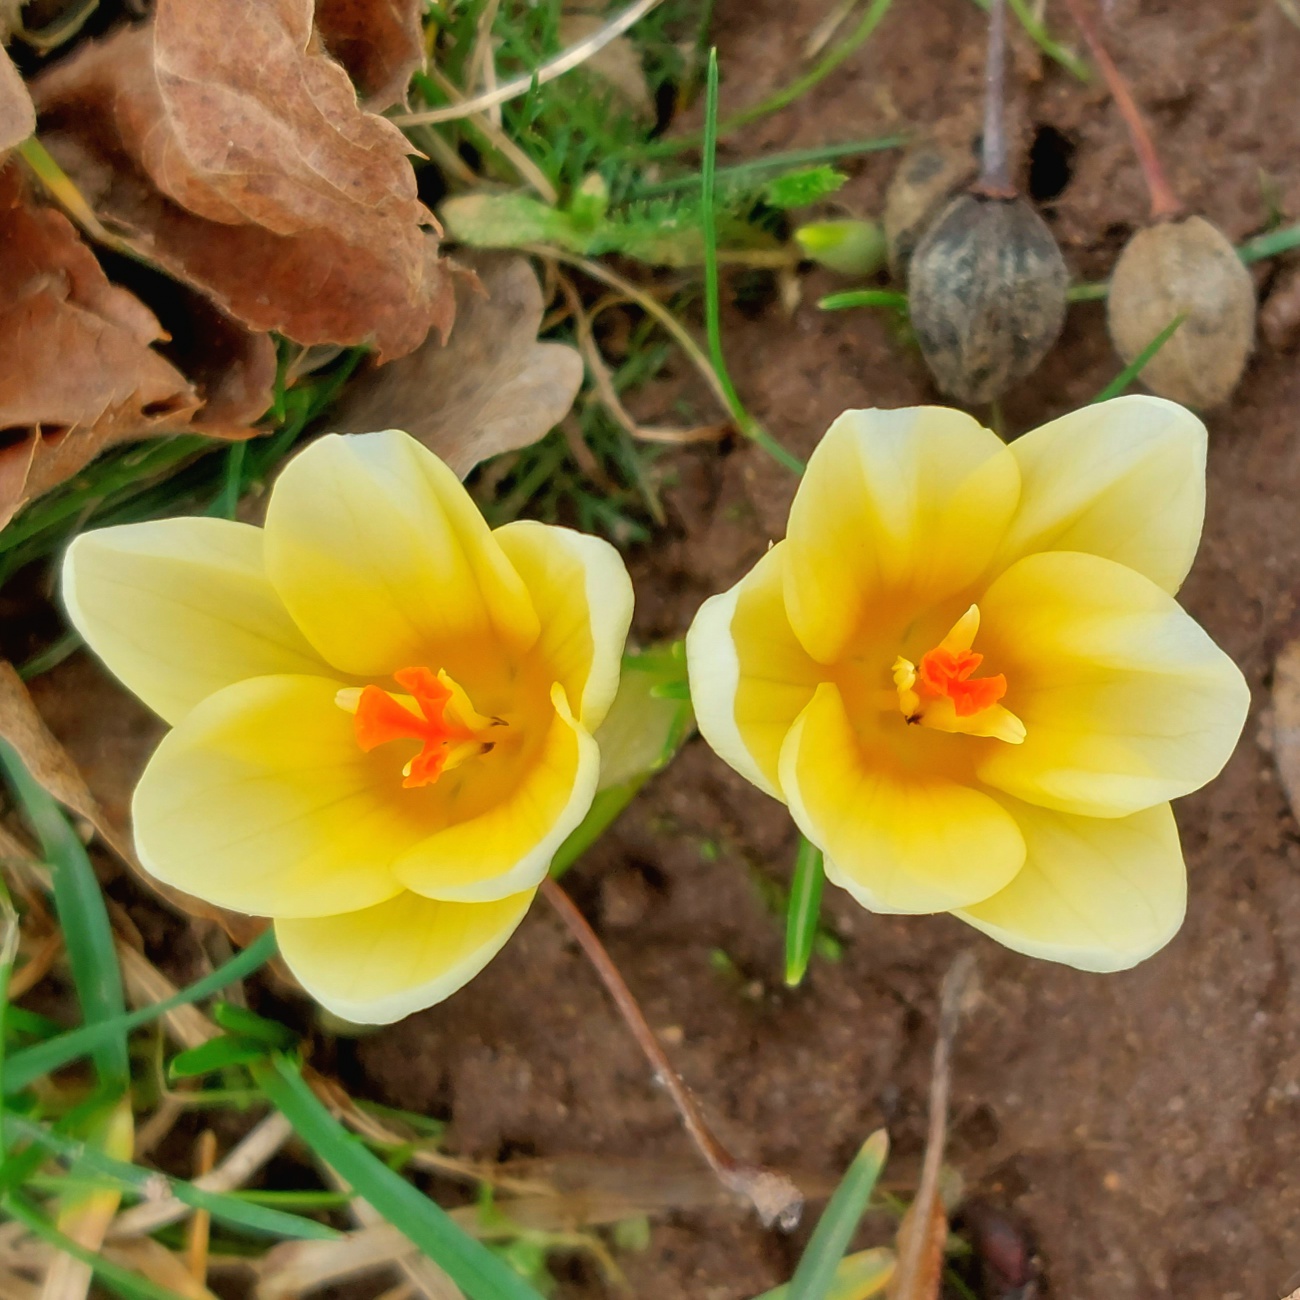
[33,0,455,362]
[0,164,207,526]
[888,1198,948,1300]
[104,1241,219,1300]
[330,253,584,477]
[314,0,424,110]
[0,45,34,154]
[0,660,134,861]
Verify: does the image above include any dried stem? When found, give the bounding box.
[975,0,1016,197]
[1059,0,1182,220]
[890,950,976,1298]
[540,877,803,1228]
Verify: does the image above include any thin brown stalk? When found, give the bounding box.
[184,1131,217,1286]
[889,950,977,1299]
[1059,0,1182,219]
[540,877,803,1228]
[974,0,1016,198]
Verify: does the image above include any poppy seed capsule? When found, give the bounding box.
[1107,215,1255,409]
[883,141,977,280]
[908,193,1068,405]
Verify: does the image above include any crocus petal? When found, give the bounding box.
[394,684,599,902]
[494,520,633,732]
[276,888,535,1024]
[991,395,1206,595]
[264,432,539,678]
[784,408,1020,663]
[62,518,327,725]
[686,542,821,799]
[976,551,1250,818]
[133,675,418,918]
[780,682,1025,913]
[956,800,1185,972]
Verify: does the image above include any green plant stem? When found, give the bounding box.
[0,741,129,1092]
[5,929,278,1094]
[785,1131,890,1300]
[1091,313,1184,403]
[252,1055,546,1300]
[968,0,1090,81]
[784,838,826,988]
[1239,220,1300,263]
[819,289,909,311]
[2,1190,189,1300]
[17,631,84,681]
[702,49,803,474]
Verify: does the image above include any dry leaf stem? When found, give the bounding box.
[1058,0,1182,219]
[974,0,1014,198]
[889,951,976,1300]
[392,0,666,126]
[540,877,803,1228]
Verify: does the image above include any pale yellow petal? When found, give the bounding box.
[686,542,821,799]
[264,432,539,678]
[780,682,1025,913]
[276,888,534,1024]
[976,551,1250,818]
[494,520,633,732]
[62,518,326,725]
[394,684,599,902]
[784,407,1020,663]
[992,395,1206,594]
[133,675,419,918]
[956,800,1185,972]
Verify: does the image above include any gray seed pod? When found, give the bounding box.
[1107,215,1255,409]
[883,141,977,281]
[908,193,1069,405]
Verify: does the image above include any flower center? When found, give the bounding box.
[337,666,502,788]
[892,605,1024,744]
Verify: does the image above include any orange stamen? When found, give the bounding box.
[353,667,475,789]
[916,646,1006,717]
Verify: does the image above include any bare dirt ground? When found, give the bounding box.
[14,1,1300,1296]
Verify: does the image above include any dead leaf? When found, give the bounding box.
[314,0,424,111]
[330,253,584,478]
[558,12,654,119]
[0,45,33,154]
[0,660,135,862]
[0,164,205,526]
[33,0,455,362]
[889,1198,948,1300]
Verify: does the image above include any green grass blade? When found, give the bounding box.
[784,838,826,988]
[1238,220,1300,263]
[701,49,803,474]
[0,885,17,1154]
[4,929,278,1095]
[1091,314,1185,404]
[2,1191,190,1300]
[0,740,129,1091]
[252,1055,547,1300]
[754,1247,895,1300]
[787,1130,890,1300]
[818,289,909,311]
[3,1113,340,1241]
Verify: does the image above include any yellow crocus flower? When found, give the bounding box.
[686,397,1249,971]
[63,431,633,1022]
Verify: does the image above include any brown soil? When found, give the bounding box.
[15,1,1300,1297]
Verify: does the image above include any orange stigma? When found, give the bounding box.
[892,605,1024,744]
[345,667,494,788]
[916,645,1006,717]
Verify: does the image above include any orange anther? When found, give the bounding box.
[353,667,476,789]
[917,645,1007,717]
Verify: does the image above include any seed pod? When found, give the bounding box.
[883,141,977,280]
[1107,215,1255,409]
[907,193,1069,405]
